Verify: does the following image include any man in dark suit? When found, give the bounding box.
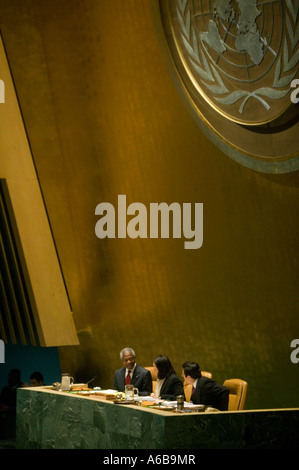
[113,347,152,396]
[182,361,229,411]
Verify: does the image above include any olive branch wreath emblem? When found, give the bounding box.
[176,0,299,114]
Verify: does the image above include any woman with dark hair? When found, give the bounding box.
[150,355,184,401]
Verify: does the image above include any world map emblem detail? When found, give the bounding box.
[155,0,299,173]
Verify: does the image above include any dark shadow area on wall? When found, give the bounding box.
[260,169,299,188]
[0,343,61,445]
[0,343,61,391]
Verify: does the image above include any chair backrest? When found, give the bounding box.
[223,378,248,410]
[201,371,212,379]
[184,371,212,402]
[144,366,157,393]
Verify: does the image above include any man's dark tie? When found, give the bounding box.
[191,386,195,400]
[125,370,131,385]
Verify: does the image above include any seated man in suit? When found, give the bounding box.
[182,361,229,411]
[114,347,152,396]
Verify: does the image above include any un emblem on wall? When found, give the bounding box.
[155,0,299,173]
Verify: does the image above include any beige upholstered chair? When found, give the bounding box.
[144,366,157,393]
[184,371,212,402]
[223,378,248,410]
[201,371,212,379]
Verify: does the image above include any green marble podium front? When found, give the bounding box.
[16,387,299,449]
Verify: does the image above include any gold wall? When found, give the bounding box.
[0,0,298,409]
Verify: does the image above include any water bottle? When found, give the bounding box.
[177,395,184,412]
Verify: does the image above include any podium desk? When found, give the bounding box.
[16,387,299,449]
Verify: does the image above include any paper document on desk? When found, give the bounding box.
[137,397,177,406]
[184,402,205,410]
[137,397,203,408]
[158,400,204,409]
[135,396,160,403]
[160,400,178,407]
